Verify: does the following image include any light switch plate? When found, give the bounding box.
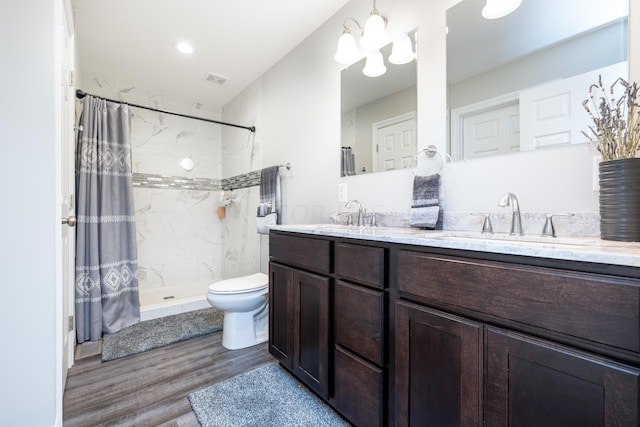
[338,183,347,202]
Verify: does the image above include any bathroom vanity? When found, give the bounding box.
[268,226,640,426]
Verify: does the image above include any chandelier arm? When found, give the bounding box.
[342,17,363,32]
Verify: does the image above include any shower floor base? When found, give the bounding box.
[139,280,212,322]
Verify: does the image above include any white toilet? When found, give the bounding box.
[206,272,269,350]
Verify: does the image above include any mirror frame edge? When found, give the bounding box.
[631,0,639,84]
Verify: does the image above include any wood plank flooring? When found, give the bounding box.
[63,331,274,427]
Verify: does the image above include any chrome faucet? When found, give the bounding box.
[345,199,365,227]
[498,193,523,236]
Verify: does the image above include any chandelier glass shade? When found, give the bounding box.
[334,30,360,65]
[362,50,387,77]
[388,33,415,65]
[360,11,389,50]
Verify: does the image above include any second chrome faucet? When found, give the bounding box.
[345,199,365,227]
[499,192,523,236]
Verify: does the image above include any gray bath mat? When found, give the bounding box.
[101,307,223,361]
[189,363,351,427]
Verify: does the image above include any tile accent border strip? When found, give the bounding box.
[133,173,221,191]
[221,170,261,191]
[132,170,263,192]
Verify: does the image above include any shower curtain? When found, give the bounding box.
[75,95,140,343]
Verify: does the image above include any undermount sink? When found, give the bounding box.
[289,224,352,230]
[279,224,602,248]
[429,231,600,247]
[287,223,369,233]
[289,224,428,236]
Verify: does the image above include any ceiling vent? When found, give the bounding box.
[204,72,229,85]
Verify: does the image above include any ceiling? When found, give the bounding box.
[73,0,350,109]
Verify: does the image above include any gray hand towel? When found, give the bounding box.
[257,166,281,234]
[410,174,443,229]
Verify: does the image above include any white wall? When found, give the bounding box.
[259,27,343,224]
[223,0,640,227]
[0,1,58,425]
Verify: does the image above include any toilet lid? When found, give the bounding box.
[208,272,268,294]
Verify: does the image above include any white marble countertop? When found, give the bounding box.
[270,224,640,268]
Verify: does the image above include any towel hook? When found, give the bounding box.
[413,145,444,176]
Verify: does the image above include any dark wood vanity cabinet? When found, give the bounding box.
[270,231,640,426]
[269,233,388,423]
[395,299,640,427]
[396,249,640,427]
[269,234,331,398]
[332,242,387,427]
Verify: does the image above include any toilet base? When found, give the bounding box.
[221,303,269,350]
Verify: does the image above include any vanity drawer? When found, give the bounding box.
[397,250,640,353]
[334,280,385,365]
[270,233,330,274]
[335,242,385,288]
[332,345,384,427]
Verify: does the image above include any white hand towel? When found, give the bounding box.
[256,213,278,234]
[410,206,439,229]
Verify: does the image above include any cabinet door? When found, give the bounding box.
[269,262,293,369]
[333,346,384,427]
[396,301,483,427]
[293,269,330,398]
[485,327,640,427]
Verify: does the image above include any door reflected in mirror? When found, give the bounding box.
[447,0,628,161]
[341,30,417,176]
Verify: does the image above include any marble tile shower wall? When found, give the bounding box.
[221,80,265,277]
[131,109,224,290]
[220,187,262,279]
[80,77,225,292]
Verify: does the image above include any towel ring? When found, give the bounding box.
[413,145,445,176]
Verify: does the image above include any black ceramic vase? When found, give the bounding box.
[599,158,640,241]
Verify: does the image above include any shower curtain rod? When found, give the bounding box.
[75,89,256,133]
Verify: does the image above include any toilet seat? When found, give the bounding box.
[208,272,268,295]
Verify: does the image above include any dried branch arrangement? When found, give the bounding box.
[582,76,640,161]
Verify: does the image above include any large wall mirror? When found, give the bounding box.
[447,0,628,161]
[340,30,417,176]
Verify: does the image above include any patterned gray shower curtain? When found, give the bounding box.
[75,95,140,343]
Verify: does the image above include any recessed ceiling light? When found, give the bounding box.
[175,41,194,54]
